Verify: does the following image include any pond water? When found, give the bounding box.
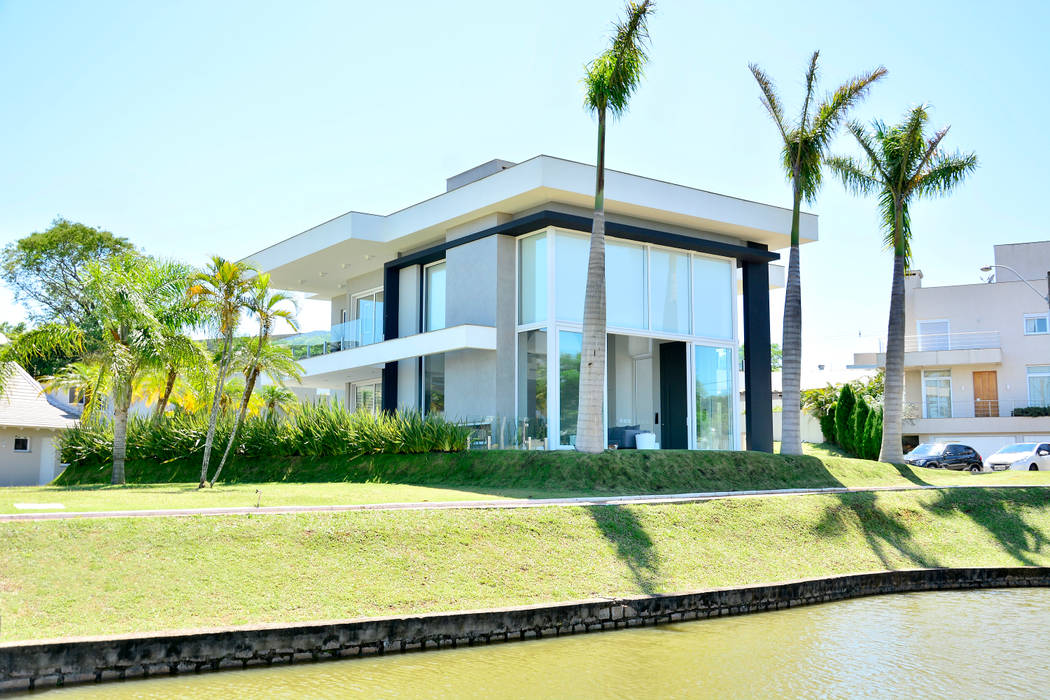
[32,588,1050,698]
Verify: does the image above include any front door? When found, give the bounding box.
[659,342,689,449]
[973,371,998,417]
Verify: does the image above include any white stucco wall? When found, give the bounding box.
[0,429,63,486]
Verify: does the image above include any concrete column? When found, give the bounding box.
[743,243,774,453]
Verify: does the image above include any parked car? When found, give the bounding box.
[983,443,1050,472]
[903,443,984,473]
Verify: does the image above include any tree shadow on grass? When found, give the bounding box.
[586,505,659,595]
[812,492,941,570]
[885,463,934,487]
[928,488,1049,566]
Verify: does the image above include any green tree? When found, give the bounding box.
[851,395,870,458]
[260,384,297,420]
[835,384,856,455]
[828,106,977,463]
[576,0,655,454]
[863,407,882,460]
[1,218,134,326]
[83,254,192,484]
[819,402,837,446]
[211,274,300,485]
[187,256,257,487]
[748,54,885,455]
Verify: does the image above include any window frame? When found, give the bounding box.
[422,261,447,333]
[921,368,954,419]
[13,436,30,453]
[1024,313,1049,336]
[1027,365,1050,408]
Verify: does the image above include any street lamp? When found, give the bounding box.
[980,264,1050,313]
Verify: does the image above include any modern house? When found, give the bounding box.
[244,156,818,452]
[852,241,1050,458]
[0,362,80,486]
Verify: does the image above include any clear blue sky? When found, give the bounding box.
[2,0,1046,381]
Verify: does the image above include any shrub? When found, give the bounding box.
[819,402,837,445]
[851,396,870,459]
[835,385,857,455]
[1012,406,1050,417]
[61,406,472,473]
[863,407,883,460]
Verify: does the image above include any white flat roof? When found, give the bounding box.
[243,155,818,297]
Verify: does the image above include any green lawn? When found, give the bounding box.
[11,443,1049,515]
[3,487,1050,641]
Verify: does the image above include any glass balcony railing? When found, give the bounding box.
[277,319,384,360]
[904,399,1047,420]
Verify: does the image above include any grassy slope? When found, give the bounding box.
[3,487,1050,641]
[36,444,1050,515]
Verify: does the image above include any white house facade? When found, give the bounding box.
[244,156,818,452]
[852,240,1050,458]
[0,363,80,486]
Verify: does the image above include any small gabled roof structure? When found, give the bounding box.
[0,362,81,430]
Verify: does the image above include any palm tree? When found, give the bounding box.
[575,0,655,454]
[83,254,191,484]
[828,106,976,463]
[187,256,256,487]
[210,274,299,485]
[748,52,886,455]
[41,360,107,411]
[260,384,296,420]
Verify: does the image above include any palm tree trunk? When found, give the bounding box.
[880,209,907,463]
[154,367,177,418]
[111,379,132,485]
[211,367,259,486]
[200,333,234,487]
[576,108,608,454]
[779,185,804,455]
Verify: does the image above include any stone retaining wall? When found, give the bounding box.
[3,567,1048,693]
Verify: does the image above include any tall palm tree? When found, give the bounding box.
[748,52,886,455]
[828,106,976,463]
[210,274,299,485]
[575,0,655,454]
[187,256,257,487]
[83,254,191,484]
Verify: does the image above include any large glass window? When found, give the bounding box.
[423,353,445,414]
[1028,366,1050,408]
[353,381,382,415]
[519,234,547,324]
[917,320,950,351]
[352,290,384,347]
[555,233,588,322]
[1025,314,1048,335]
[558,331,582,447]
[692,256,733,339]
[517,329,548,445]
[923,369,952,418]
[606,241,647,329]
[425,262,446,332]
[695,345,733,450]
[650,248,690,334]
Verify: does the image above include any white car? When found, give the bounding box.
[983,443,1050,472]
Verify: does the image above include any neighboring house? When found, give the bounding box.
[0,362,81,486]
[852,240,1050,458]
[247,156,818,452]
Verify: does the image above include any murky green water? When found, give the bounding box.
[31,588,1050,698]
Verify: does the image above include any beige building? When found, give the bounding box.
[0,362,80,486]
[853,241,1050,459]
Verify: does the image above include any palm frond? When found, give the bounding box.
[584,0,655,118]
[748,63,789,143]
[914,151,979,199]
[825,155,880,195]
[811,65,887,151]
[797,50,820,133]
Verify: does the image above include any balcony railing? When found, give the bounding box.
[277,319,385,360]
[904,399,1047,420]
[906,331,1000,352]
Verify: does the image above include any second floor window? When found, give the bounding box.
[425,262,446,332]
[1024,314,1048,335]
[923,369,952,418]
[1028,366,1050,408]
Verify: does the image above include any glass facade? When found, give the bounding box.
[425,262,446,332]
[353,381,382,415]
[695,345,733,450]
[516,329,548,444]
[516,228,739,451]
[1028,366,1050,407]
[423,353,445,414]
[923,369,952,418]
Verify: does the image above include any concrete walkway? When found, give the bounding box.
[3,482,1049,522]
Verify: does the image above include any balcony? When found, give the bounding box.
[902,399,1050,434]
[278,319,384,360]
[852,331,1001,369]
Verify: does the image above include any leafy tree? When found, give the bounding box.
[863,407,883,460]
[835,384,856,455]
[576,0,655,453]
[851,395,870,458]
[828,106,977,462]
[748,54,885,456]
[819,402,837,446]
[211,274,300,485]
[1,218,134,326]
[260,384,297,420]
[187,256,258,487]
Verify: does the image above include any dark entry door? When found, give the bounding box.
[659,341,689,449]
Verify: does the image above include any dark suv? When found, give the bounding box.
[904,443,983,472]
